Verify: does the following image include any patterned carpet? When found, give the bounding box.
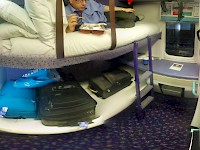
[0,93,196,150]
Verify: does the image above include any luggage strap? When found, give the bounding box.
[56,0,64,59]
[109,0,117,50]
[55,0,117,59]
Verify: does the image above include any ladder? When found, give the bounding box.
[133,37,154,119]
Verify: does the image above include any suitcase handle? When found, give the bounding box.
[88,86,98,93]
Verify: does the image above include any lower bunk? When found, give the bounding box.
[0,65,147,135]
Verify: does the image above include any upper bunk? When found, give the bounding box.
[0,0,162,69]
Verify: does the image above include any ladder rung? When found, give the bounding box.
[139,71,152,83]
[140,85,153,98]
[141,96,154,109]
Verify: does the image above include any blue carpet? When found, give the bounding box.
[0,93,196,150]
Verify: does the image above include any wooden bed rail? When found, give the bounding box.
[55,0,116,59]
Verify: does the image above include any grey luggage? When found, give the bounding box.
[38,81,97,126]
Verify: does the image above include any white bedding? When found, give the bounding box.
[0,22,161,57]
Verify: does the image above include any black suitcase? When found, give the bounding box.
[38,81,97,126]
[88,69,132,99]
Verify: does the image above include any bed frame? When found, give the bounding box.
[0,33,161,69]
[0,0,163,134]
[0,0,161,69]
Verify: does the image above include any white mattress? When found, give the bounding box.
[0,22,161,57]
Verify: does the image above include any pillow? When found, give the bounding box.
[24,0,68,48]
[47,0,68,25]
[10,37,52,55]
[0,0,37,34]
[0,23,38,40]
[24,0,56,48]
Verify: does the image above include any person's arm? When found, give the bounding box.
[104,5,135,13]
[65,14,79,33]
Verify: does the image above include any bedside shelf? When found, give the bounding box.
[124,59,199,80]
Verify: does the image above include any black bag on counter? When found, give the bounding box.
[38,81,97,126]
[89,69,132,99]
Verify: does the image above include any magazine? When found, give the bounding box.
[169,63,183,71]
[79,23,107,34]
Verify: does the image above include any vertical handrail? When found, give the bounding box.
[148,37,154,96]
[147,37,153,86]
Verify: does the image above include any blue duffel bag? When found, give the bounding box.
[0,81,37,118]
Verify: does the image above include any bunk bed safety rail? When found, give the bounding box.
[55,0,117,59]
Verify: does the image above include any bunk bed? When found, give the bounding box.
[0,0,161,68]
[0,0,162,134]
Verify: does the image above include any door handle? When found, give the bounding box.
[192,81,199,96]
[197,29,200,41]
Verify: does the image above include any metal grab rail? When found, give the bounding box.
[197,29,200,41]
[192,81,198,96]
